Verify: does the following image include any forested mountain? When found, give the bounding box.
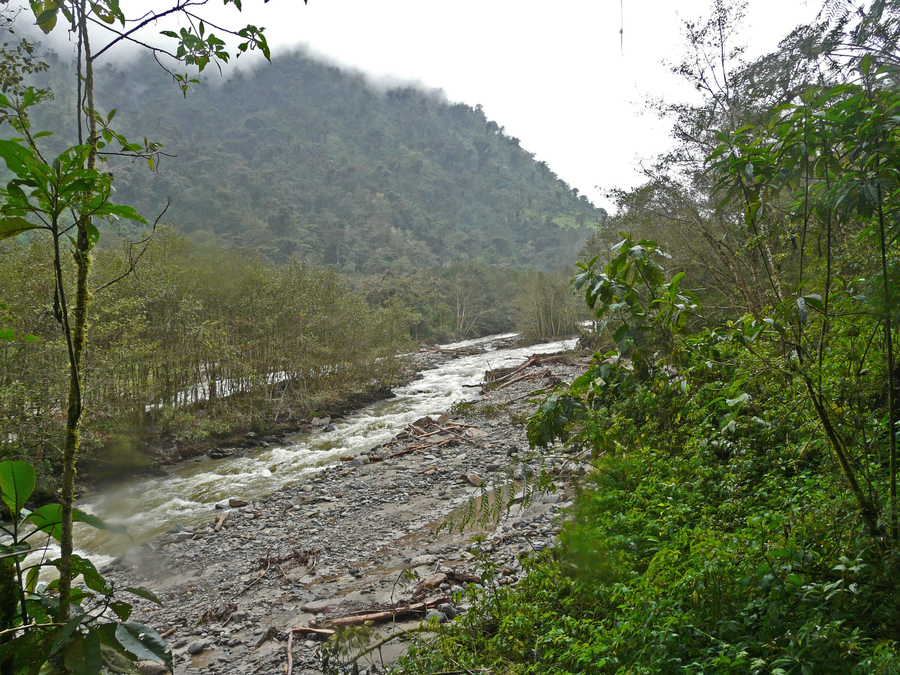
[28,49,603,270]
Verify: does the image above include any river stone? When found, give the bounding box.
[348,457,369,468]
[229,498,248,507]
[421,572,447,589]
[187,641,206,655]
[466,473,483,487]
[424,609,448,623]
[437,603,459,619]
[137,661,168,675]
[409,554,437,567]
[300,598,341,613]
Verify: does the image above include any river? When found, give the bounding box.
[69,334,577,566]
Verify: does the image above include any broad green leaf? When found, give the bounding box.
[726,392,751,407]
[64,631,101,675]
[50,615,87,657]
[0,461,36,516]
[115,622,171,669]
[27,504,128,541]
[0,139,36,177]
[31,1,59,33]
[126,586,162,605]
[25,565,39,593]
[0,216,40,241]
[110,601,133,621]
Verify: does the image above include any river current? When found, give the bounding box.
[69,334,576,565]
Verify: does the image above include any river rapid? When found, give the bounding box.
[71,334,576,566]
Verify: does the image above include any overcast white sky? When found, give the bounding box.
[24,0,824,212]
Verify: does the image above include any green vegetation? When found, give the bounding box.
[0,1,296,672]
[24,50,604,272]
[396,1,900,673]
[0,228,410,478]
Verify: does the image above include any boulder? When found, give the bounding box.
[137,661,168,675]
[409,554,437,567]
[186,641,206,655]
[421,572,447,589]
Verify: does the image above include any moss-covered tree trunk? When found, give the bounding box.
[58,0,97,622]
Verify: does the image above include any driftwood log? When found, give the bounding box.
[308,597,448,629]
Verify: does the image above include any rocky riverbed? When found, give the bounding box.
[103,348,592,675]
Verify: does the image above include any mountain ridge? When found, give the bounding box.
[27,47,605,270]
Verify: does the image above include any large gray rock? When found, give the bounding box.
[409,554,437,567]
[187,641,206,655]
[424,609,448,623]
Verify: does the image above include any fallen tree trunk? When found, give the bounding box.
[313,597,447,629]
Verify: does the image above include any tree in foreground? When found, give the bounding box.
[0,1,302,672]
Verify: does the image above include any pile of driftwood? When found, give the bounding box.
[482,353,572,392]
[422,343,487,357]
[346,416,487,463]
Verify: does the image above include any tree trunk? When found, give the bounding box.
[59,0,97,622]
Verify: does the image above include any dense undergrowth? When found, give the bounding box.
[394,2,900,672]
[394,326,900,674]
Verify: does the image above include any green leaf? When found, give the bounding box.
[32,3,59,33]
[26,503,64,540]
[110,601,133,621]
[64,554,111,594]
[27,504,128,541]
[25,565,39,593]
[86,221,100,248]
[725,392,751,407]
[50,615,87,657]
[126,586,162,605]
[0,139,36,176]
[0,461,36,516]
[0,216,39,241]
[115,622,171,669]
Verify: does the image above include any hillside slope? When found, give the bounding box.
[30,49,604,270]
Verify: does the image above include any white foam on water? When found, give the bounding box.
[74,334,577,560]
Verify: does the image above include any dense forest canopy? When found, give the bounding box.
[17,48,604,271]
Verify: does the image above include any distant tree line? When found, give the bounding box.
[0,228,411,492]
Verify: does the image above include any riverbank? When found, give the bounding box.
[102,346,591,675]
[77,338,518,495]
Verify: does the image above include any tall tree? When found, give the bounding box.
[0,1,299,666]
